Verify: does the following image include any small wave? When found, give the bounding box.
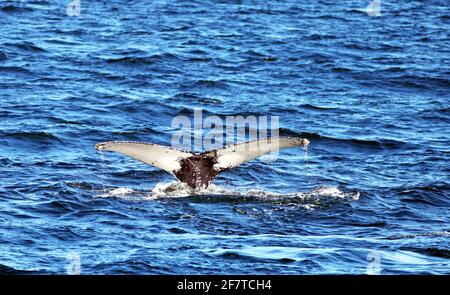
[31,200,87,216]
[4,41,46,52]
[303,53,333,64]
[348,138,407,149]
[168,92,223,105]
[0,264,20,275]
[307,33,337,41]
[344,42,403,52]
[44,38,83,46]
[384,231,450,240]
[181,79,230,90]
[1,131,61,144]
[389,75,449,91]
[187,56,213,62]
[417,107,450,123]
[401,247,450,259]
[204,246,333,268]
[316,14,348,21]
[105,56,155,65]
[0,66,32,75]
[331,67,352,73]
[394,183,450,206]
[0,264,41,275]
[160,24,192,32]
[0,51,7,61]
[186,49,208,55]
[28,1,50,6]
[205,246,308,263]
[48,116,82,125]
[432,107,450,115]
[212,110,270,118]
[242,50,277,61]
[66,181,104,191]
[49,28,85,36]
[278,128,408,150]
[0,158,13,165]
[299,104,338,111]
[0,5,33,13]
[104,52,178,65]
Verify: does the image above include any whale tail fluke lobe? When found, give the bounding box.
[95,141,193,175]
[214,137,309,170]
[96,137,309,190]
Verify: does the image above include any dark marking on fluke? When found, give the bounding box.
[174,151,222,189]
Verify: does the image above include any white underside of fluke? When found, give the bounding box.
[95,137,309,184]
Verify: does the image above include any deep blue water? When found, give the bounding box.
[0,0,449,274]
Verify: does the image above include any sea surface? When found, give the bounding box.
[0,0,449,274]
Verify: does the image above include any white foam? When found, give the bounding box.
[98,187,136,198]
[97,182,360,208]
[307,186,360,200]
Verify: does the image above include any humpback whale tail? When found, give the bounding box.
[95,137,309,190]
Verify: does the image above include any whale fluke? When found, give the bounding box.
[95,137,309,190]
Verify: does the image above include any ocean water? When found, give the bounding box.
[0,0,449,274]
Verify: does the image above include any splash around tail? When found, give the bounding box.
[98,181,360,210]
